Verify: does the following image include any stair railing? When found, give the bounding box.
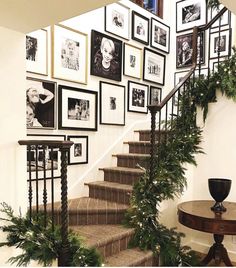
[148,6,228,181]
[18,139,73,267]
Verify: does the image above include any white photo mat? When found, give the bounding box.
[209,29,231,59]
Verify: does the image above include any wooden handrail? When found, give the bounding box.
[18,140,73,149]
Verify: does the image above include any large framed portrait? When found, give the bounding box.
[67,136,88,165]
[105,2,130,40]
[26,77,56,129]
[176,0,207,33]
[210,4,231,29]
[26,29,48,75]
[209,29,231,59]
[100,81,125,126]
[176,32,205,68]
[26,134,66,180]
[128,81,148,114]
[58,85,98,131]
[150,18,170,53]
[90,30,122,81]
[149,86,162,105]
[131,11,149,45]
[143,47,165,85]
[123,43,142,79]
[52,24,88,84]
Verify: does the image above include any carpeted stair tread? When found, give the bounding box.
[113,153,150,158]
[100,166,144,174]
[85,181,133,192]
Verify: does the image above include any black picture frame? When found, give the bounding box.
[90,30,122,81]
[100,81,125,126]
[209,29,231,59]
[210,5,231,30]
[67,135,88,165]
[58,85,98,131]
[143,47,166,85]
[149,86,162,105]
[26,77,56,130]
[131,11,149,45]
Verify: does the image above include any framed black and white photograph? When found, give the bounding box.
[176,32,205,68]
[174,68,209,86]
[52,24,88,84]
[176,0,207,32]
[128,81,148,113]
[67,136,88,165]
[26,77,56,129]
[131,11,149,45]
[105,2,130,40]
[209,29,231,59]
[149,86,162,105]
[209,58,226,73]
[143,47,165,85]
[26,134,66,180]
[90,30,122,81]
[26,29,48,75]
[100,81,125,125]
[151,18,170,53]
[210,4,230,29]
[58,85,98,131]
[123,43,142,79]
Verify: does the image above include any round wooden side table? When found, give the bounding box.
[178,200,236,266]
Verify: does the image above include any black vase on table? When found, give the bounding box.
[208,178,232,212]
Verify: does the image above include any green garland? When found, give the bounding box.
[0,202,102,267]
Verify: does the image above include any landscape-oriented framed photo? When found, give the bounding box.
[151,18,170,53]
[149,86,162,105]
[131,11,149,45]
[26,134,66,180]
[26,29,48,75]
[58,85,98,131]
[123,43,142,79]
[105,2,130,40]
[176,0,207,33]
[209,29,231,59]
[90,30,122,81]
[128,81,148,114]
[176,32,205,68]
[52,24,88,84]
[67,135,88,165]
[100,81,125,126]
[210,4,231,29]
[174,67,209,85]
[26,77,56,129]
[143,47,165,85]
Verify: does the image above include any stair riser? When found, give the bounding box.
[129,144,151,154]
[117,156,149,169]
[139,132,167,142]
[103,170,142,185]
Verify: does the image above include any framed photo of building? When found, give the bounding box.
[209,29,231,59]
[105,2,130,40]
[67,135,88,165]
[210,4,230,29]
[176,0,207,32]
[149,86,162,105]
[151,18,170,53]
[174,67,209,85]
[143,47,165,85]
[123,43,142,79]
[58,85,98,131]
[100,81,125,126]
[26,29,48,75]
[131,11,149,45]
[26,77,56,129]
[90,30,122,81]
[128,81,148,113]
[26,134,66,180]
[52,24,88,84]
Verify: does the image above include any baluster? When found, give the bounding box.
[165,103,168,142]
[51,147,55,231]
[28,145,33,222]
[35,145,39,215]
[42,146,47,227]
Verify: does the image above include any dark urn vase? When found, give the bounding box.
[208,178,232,212]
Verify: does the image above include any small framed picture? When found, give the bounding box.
[105,2,130,40]
[58,85,98,131]
[176,0,207,33]
[67,136,88,165]
[143,47,165,85]
[209,29,231,59]
[26,29,48,75]
[209,58,227,73]
[174,68,209,86]
[100,81,125,126]
[90,30,122,81]
[149,86,162,105]
[150,18,170,53]
[123,43,142,79]
[26,77,56,129]
[26,134,66,180]
[128,81,149,114]
[131,11,149,45]
[52,24,88,84]
[210,4,230,29]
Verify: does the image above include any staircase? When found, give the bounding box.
[55,129,158,266]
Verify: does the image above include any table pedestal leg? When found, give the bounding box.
[201,234,233,266]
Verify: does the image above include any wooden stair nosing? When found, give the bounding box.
[112,153,150,158]
[85,181,133,193]
[99,166,145,174]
